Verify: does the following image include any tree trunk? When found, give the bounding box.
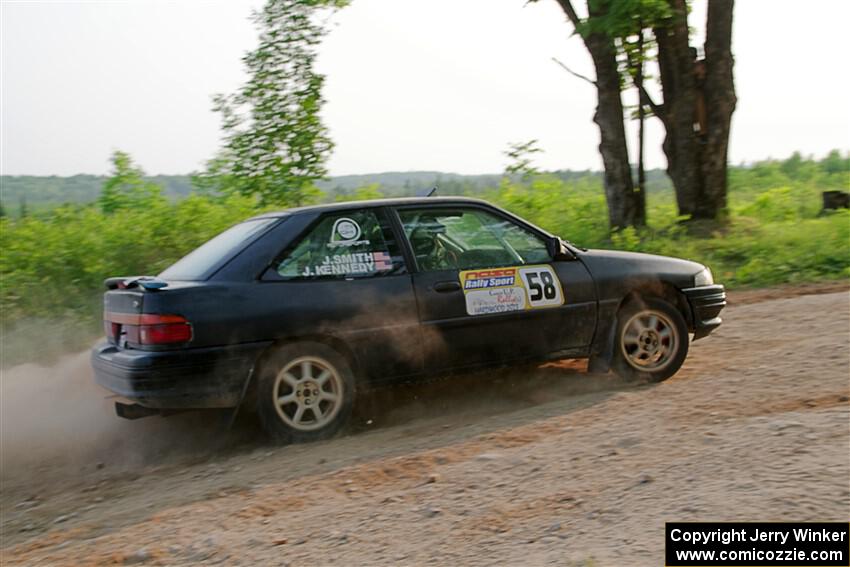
[586,33,643,229]
[654,0,736,220]
[635,27,647,226]
[555,0,642,229]
[654,0,702,217]
[697,0,736,218]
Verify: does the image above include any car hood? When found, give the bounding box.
[577,248,705,282]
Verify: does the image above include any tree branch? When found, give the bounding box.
[554,0,582,27]
[639,85,666,122]
[551,57,596,87]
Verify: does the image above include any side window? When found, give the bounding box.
[482,214,552,265]
[398,208,550,272]
[271,210,405,280]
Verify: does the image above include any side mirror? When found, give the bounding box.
[546,236,576,261]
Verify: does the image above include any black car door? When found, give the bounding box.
[256,207,422,383]
[392,204,597,372]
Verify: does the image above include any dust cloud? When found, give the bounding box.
[0,303,631,507]
[0,345,620,495]
[0,349,250,497]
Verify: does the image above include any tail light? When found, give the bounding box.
[104,313,193,346]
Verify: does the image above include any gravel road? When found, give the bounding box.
[2,289,848,566]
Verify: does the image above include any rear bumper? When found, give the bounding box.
[91,341,272,409]
[682,284,726,340]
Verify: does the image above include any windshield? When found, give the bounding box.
[159,218,279,280]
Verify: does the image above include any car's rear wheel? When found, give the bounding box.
[256,342,355,443]
[612,297,689,383]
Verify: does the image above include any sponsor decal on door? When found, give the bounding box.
[459,265,564,316]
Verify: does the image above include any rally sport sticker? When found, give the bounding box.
[459,265,564,316]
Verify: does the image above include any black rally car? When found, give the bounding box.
[92,197,725,442]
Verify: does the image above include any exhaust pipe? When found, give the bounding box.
[114,402,162,420]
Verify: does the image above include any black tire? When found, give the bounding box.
[611,296,689,383]
[256,341,356,444]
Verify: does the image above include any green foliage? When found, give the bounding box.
[199,0,347,206]
[504,139,544,180]
[486,155,850,290]
[821,149,850,176]
[736,187,805,222]
[98,151,165,213]
[491,173,610,245]
[0,192,263,366]
[581,0,670,39]
[780,151,804,178]
[1,150,848,367]
[1,193,259,321]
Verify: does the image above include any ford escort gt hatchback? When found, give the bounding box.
[92,197,725,443]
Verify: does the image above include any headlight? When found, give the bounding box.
[694,267,714,287]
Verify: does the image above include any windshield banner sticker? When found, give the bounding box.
[302,251,392,277]
[460,265,564,316]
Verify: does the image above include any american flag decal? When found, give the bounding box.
[373,251,392,270]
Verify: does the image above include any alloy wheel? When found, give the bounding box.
[620,309,679,372]
[273,356,344,431]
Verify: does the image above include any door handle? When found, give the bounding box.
[433,281,461,293]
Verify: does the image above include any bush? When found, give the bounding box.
[1,153,848,367]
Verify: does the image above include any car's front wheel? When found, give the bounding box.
[256,342,355,443]
[612,297,689,383]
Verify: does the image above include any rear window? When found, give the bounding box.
[269,209,405,280]
[159,218,278,281]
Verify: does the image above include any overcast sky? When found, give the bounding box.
[1,0,848,177]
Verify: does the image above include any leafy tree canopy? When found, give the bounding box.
[99,151,164,214]
[199,0,348,207]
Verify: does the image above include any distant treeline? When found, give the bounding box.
[3,151,848,217]
[1,168,678,217]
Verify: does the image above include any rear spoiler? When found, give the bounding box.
[104,276,169,291]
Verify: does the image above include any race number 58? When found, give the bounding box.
[518,266,564,308]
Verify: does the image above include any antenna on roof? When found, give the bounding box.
[417,185,437,197]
